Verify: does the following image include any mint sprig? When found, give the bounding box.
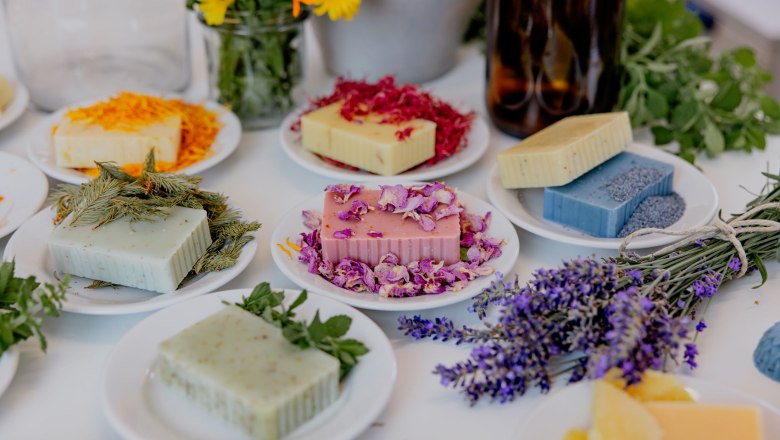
[0,260,69,355]
[234,282,369,378]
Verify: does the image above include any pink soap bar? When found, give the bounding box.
[321,189,461,266]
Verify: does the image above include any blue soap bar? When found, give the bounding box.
[754,322,780,382]
[543,152,674,237]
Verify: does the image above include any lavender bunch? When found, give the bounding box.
[399,171,780,404]
[399,260,696,404]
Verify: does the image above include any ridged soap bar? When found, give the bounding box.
[496,112,632,188]
[320,188,461,265]
[157,306,340,440]
[48,206,211,293]
[543,152,674,238]
[301,102,436,176]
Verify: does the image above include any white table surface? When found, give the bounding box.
[1,16,780,440]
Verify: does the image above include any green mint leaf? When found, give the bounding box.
[651,125,675,145]
[307,311,326,343]
[337,338,370,356]
[323,315,352,339]
[731,47,757,68]
[645,89,669,118]
[671,100,698,131]
[711,82,742,112]
[703,122,725,156]
[288,290,308,312]
[760,96,780,119]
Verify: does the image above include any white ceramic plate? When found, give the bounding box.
[516,375,780,438]
[486,143,719,250]
[271,188,520,311]
[279,108,490,182]
[26,97,241,184]
[0,78,29,132]
[102,288,396,440]
[0,152,48,239]
[0,348,20,399]
[2,207,257,315]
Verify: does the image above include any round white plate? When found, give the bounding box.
[2,207,257,315]
[0,78,29,132]
[102,288,396,440]
[0,152,48,239]
[0,347,20,399]
[271,188,520,311]
[516,375,780,438]
[27,97,241,184]
[486,143,719,250]
[279,108,490,182]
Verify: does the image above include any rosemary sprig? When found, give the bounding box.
[50,151,261,281]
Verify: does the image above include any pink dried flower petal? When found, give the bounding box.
[333,228,354,239]
[368,230,384,238]
[302,210,321,230]
[338,200,371,221]
[378,184,408,211]
[434,203,463,221]
[326,184,363,204]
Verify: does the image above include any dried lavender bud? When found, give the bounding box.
[606,167,666,202]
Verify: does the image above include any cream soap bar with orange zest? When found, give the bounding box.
[496,112,632,189]
[157,306,340,440]
[301,102,436,176]
[48,206,210,293]
[53,113,182,168]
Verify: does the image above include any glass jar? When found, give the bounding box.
[200,9,306,130]
[4,0,190,111]
[485,0,625,138]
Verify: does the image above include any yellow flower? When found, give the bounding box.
[198,0,235,26]
[312,0,361,21]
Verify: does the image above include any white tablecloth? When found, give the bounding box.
[0,15,779,440]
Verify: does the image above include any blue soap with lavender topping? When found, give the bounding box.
[543,152,674,237]
[754,322,780,382]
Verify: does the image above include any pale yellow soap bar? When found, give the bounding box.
[0,75,14,115]
[496,112,632,188]
[604,368,693,402]
[644,402,764,440]
[53,113,182,168]
[589,381,662,440]
[301,102,436,176]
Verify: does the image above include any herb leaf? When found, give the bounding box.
[0,260,69,355]
[234,282,369,379]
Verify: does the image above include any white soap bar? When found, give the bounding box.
[48,206,211,293]
[53,114,182,168]
[157,306,340,440]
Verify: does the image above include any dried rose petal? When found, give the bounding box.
[378,184,408,212]
[325,184,363,204]
[302,210,321,231]
[338,200,371,221]
[368,230,383,238]
[333,228,354,239]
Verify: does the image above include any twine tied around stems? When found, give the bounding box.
[619,202,780,279]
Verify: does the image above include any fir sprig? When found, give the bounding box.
[0,260,69,355]
[234,282,369,379]
[50,151,261,281]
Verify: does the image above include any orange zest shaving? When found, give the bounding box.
[67,92,223,177]
[276,243,293,259]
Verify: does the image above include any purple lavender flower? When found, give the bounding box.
[691,270,722,298]
[696,320,707,332]
[728,257,742,272]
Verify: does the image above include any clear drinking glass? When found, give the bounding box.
[4,0,191,111]
[200,8,306,130]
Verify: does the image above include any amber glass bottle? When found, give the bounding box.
[486,0,625,138]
